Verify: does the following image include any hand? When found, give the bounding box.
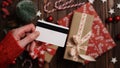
[11,24,40,48]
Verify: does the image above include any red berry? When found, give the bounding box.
[7,0,12,4]
[2,8,10,15]
[12,60,16,64]
[114,16,120,21]
[107,17,113,23]
[2,1,9,7]
[47,15,53,22]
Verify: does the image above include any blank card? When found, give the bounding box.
[35,20,69,47]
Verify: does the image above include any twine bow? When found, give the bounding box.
[30,42,56,68]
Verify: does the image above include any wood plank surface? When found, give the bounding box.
[0,0,120,68]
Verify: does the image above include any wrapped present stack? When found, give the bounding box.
[57,3,116,64]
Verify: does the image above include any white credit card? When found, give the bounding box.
[35,20,69,47]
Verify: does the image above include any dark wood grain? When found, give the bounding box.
[0,0,120,68]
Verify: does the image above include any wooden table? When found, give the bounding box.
[0,0,120,68]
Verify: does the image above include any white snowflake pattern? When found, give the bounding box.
[108,8,115,15]
[36,10,41,17]
[30,52,34,56]
[40,50,45,55]
[111,57,118,64]
[39,58,44,62]
[47,48,52,52]
[117,3,120,9]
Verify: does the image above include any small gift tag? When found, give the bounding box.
[35,20,69,47]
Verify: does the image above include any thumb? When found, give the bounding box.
[19,31,40,48]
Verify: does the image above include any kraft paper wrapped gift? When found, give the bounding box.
[57,3,116,64]
[29,39,58,68]
[35,41,58,63]
[64,12,95,63]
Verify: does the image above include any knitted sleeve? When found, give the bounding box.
[0,31,24,67]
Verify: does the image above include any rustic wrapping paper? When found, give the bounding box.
[57,3,116,64]
[64,12,94,63]
[44,44,58,62]
[33,41,58,63]
[29,41,58,68]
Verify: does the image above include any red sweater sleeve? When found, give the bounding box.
[0,31,24,67]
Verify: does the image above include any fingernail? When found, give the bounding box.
[36,31,40,35]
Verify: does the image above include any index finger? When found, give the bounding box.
[18,23,35,33]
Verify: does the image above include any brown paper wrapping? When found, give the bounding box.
[64,12,94,63]
[45,45,58,62]
[35,41,58,63]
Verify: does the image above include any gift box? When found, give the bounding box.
[57,3,116,64]
[64,12,95,63]
[29,41,58,67]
